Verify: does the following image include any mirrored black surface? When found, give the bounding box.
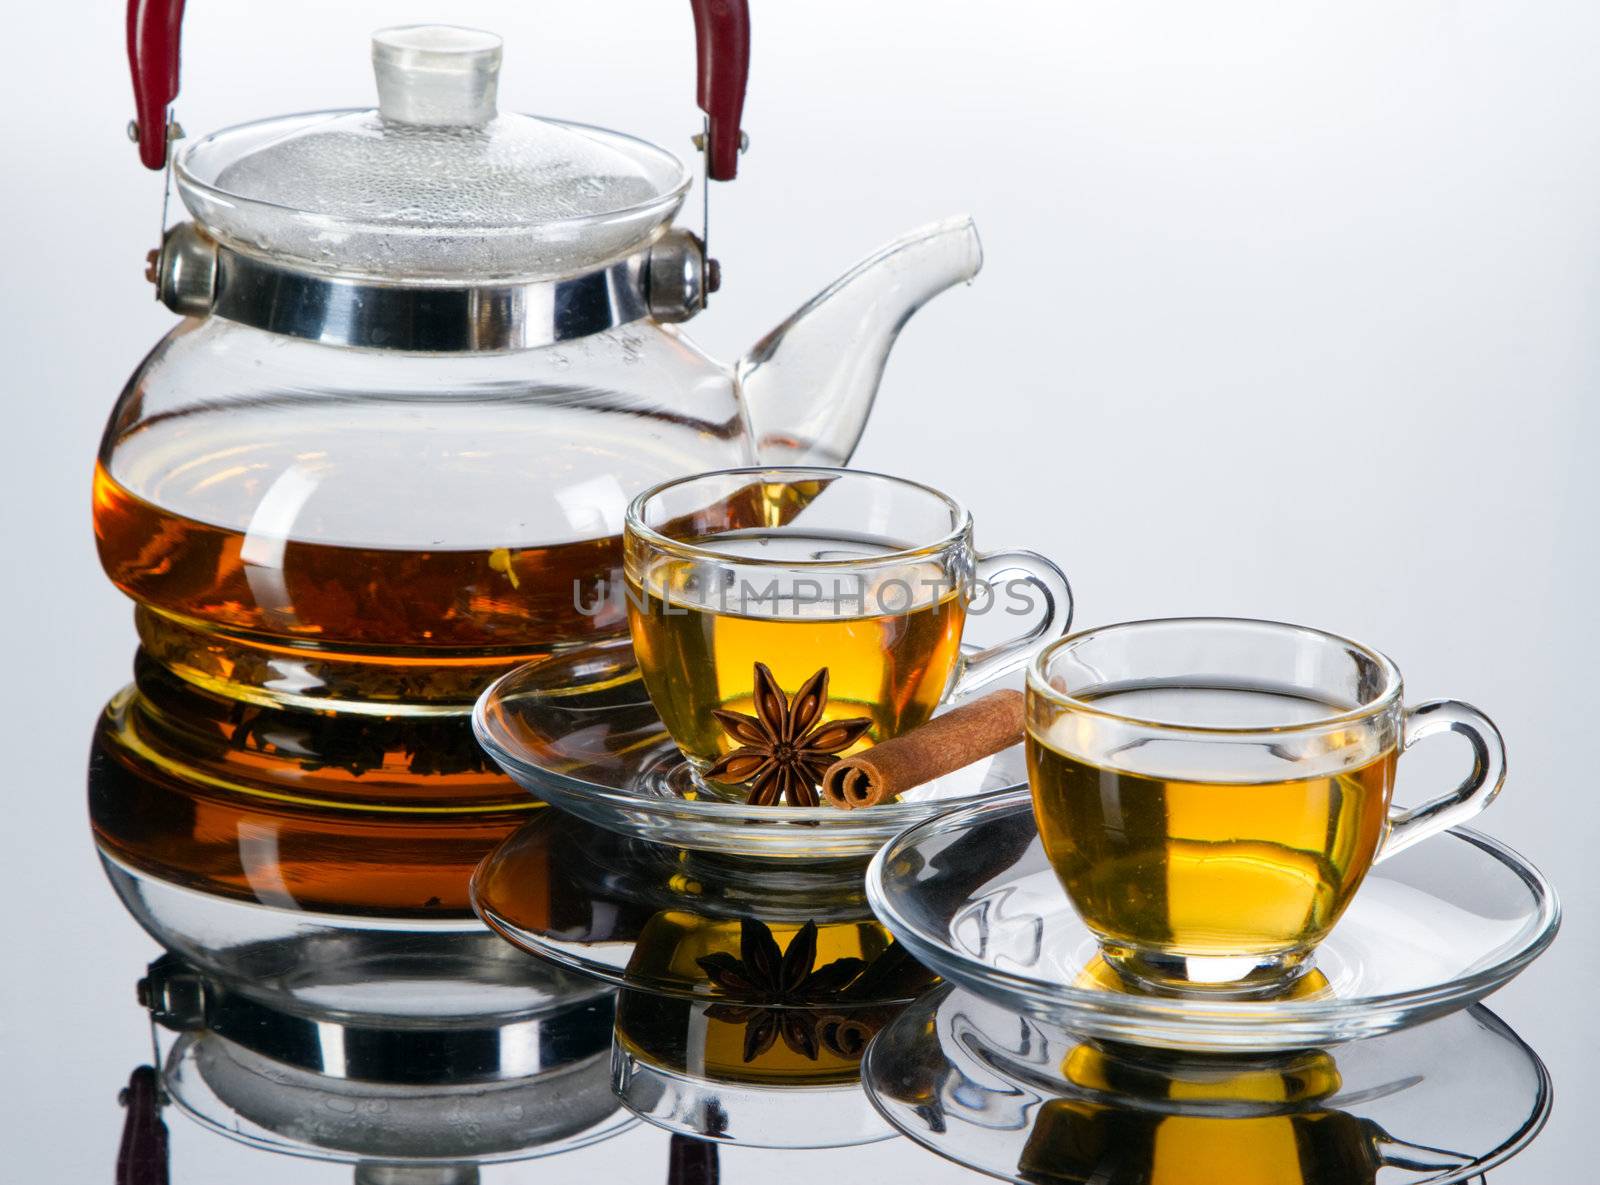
[64,687,1552,1184]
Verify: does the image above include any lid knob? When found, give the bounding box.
[372,25,502,128]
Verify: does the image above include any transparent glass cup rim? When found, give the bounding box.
[1026,616,1405,736]
[624,465,975,568]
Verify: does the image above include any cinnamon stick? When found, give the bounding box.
[820,688,1025,809]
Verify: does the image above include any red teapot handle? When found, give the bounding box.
[688,0,750,180]
[126,0,751,178]
[115,1066,170,1185]
[126,0,184,169]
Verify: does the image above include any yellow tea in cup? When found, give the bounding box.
[1025,619,1505,993]
[625,468,1073,802]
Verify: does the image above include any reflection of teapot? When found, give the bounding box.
[126,955,628,1175]
[89,704,607,1018]
[1017,1043,1472,1185]
[103,2,983,736]
[89,688,527,920]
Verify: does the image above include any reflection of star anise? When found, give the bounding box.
[697,918,868,1061]
[707,664,872,807]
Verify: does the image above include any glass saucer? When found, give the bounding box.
[473,639,1027,859]
[863,985,1550,1185]
[865,793,1559,1052]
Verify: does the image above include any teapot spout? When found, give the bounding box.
[737,216,983,466]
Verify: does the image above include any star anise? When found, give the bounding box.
[697,918,869,1062]
[706,664,873,806]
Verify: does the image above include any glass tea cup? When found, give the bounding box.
[1024,617,1506,994]
[623,467,1073,803]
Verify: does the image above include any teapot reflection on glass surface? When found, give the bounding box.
[123,954,630,1178]
[94,714,635,1177]
[100,2,982,765]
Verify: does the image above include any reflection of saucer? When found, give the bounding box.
[472,807,937,1002]
[145,956,634,1166]
[472,810,934,1149]
[863,985,1551,1185]
[867,793,1559,1051]
[473,639,1026,859]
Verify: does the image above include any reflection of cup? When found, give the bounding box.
[617,912,933,1085]
[1026,619,1505,993]
[1016,1042,1469,1185]
[612,988,901,1148]
[625,467,1071,802]
[613,913,933,1147]
[615,990,892,1087]
[1072,956,1333,1003]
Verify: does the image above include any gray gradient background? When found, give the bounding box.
[4,1,1595,1179]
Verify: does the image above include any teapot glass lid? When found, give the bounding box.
[174,26,691,281]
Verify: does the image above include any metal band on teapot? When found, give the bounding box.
[152,222,708,351]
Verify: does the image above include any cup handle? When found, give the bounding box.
[1378,699,1507,862]
[948,549,1074,699]
[1370,1128,1474,1173]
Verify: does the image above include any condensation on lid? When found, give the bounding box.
[173,25,690,281]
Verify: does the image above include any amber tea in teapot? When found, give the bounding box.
[95,458,629,706]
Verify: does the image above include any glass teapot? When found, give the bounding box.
[99,2,983,723]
